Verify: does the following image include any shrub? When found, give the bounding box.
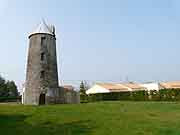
[149,90,160,101]
[131,90,148,101]
[88,93,103,102]
[173,89,180,101]
[159,89,172,101]
[87,89,180,102]
[0,96,21,102]
[88,91,132,102]
[159,88,180,101]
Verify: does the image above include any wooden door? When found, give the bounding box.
[39,94,45,105]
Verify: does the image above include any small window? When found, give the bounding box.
[40,71,45,79]
[41,37,46,46]
[41,53,45,61]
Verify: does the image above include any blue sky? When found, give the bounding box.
[1,0,180,88]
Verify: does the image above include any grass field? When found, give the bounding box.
[1,101,180,135]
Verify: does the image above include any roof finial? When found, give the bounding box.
[29,19,55,37]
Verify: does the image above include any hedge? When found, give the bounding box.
[86,89,180,102]
[80,93,88,103]
[149,90,160,101]
[131,90,149,101]
[0,96,21,102]
[88,92,132,102]
[159,89,180,101]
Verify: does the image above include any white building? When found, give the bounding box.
[140,81,180,91]
[86,83,146,95]
[86,81,180,95]
[86,83,129,94]
[140,82,163,91]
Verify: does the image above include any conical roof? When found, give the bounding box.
[29,20,55,37]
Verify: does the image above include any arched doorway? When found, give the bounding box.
[39,94,46,105]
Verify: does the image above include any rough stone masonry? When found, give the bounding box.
[23,20,79,105]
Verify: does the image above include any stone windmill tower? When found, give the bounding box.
[23,20,59,105]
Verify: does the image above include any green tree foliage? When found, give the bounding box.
[0,75,18,99]
[159,89,180,101]
[79,81,86,94]
[0,75,7,97]
[88,92,132,102]
[79,81,88,103]
[149,90,160,101]
[131,90,149,101]
[6,81,18,97]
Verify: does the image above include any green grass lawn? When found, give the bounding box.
[1,101,180,135]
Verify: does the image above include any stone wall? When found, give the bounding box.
[24,33,59,105]
[46,87,80,104]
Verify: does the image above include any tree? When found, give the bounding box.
[0,75,7,97]
[0,75,5,85]
[79,81,88,103]
[80,81,85,94]
[6,81,18,97]
[0,75,18,98]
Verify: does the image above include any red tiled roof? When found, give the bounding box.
[97,83,129,92]
[160,81,180,89]
[62,85,74,91]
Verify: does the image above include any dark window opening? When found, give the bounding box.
[40,71,45,79]
[41,53,45,61]
[41,37,46,46]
